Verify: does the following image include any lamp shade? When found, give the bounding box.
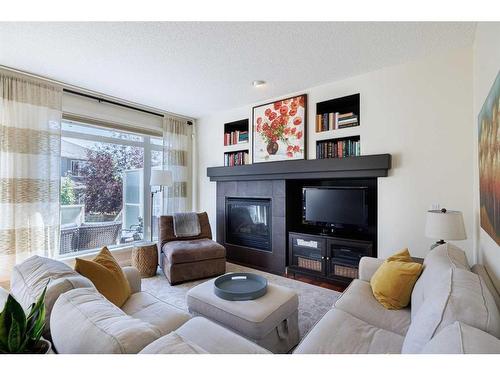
[150,169,173,187]
[425,209,466,241]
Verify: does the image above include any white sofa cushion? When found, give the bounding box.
[139,331,208,354]
[121,291,190,335]
[411,243,470,319]
[421,322,500,354]
[51,288,186,354]
[402,268,500,353]
[334,279,411,336]
[171,317,270,354]
[472,264,500,310]
[10,255,95,338]
[294,308,404,354]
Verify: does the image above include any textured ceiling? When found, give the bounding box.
[0,22,476,118]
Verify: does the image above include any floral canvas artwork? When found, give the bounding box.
[478,70,500,246]
[252,94,306,163]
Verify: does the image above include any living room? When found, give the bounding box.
[1,1,499,372]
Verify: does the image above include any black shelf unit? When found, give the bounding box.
[316,93,360,132]
[288,232,373,285]
[316,135,361,159]
[285,177,377,286]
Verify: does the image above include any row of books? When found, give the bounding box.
[315,112,359,132]
[316,139,361,159]
[224,151,249,167]
[224,130,248,146]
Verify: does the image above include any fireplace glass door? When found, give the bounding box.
[225,198,272,252]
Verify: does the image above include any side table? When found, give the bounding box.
[132,242,158,278]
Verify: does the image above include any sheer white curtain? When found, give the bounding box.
[162,116,190,214]
[0,70,62,281]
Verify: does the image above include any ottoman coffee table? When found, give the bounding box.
[186,276,299,353]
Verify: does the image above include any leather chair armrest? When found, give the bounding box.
[122,266,141,293]
[358,257,385,282]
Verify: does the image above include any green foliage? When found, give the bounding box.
[60,176,76,205]
[0,283,47,353]
[82,144,143,215]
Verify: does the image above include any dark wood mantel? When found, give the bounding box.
[207,154,391,181]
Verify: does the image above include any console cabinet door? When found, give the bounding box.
[289,233,326,275]
[326,238,372,280]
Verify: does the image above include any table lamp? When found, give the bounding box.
[425,208,466,250]
[150,169,173,240]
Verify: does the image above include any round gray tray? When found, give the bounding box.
[214,273,268,301]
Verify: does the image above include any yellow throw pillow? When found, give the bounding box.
[370,248,423,310]
[75,246,131,307]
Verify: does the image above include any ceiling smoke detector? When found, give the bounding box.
[252,80,266,87]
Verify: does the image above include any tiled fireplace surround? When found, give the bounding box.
[216,180,286,275]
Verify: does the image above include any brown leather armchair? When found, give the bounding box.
[158,212,226,285]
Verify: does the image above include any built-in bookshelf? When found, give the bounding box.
[314,93,361,160]
[224,150,249,166]
[223,119,249,166]
[315,93,360,133]
[224,119,249,146]
[316,135,360,159]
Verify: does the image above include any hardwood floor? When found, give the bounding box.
[285,273,346,292]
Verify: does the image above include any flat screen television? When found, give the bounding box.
[302,186,369,228]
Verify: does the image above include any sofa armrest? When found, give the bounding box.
[51,288,159,353]
[123,266,141,293]
[358,257,385,282]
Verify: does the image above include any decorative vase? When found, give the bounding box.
[267,141,279,155]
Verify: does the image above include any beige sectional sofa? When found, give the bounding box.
[5,243,500,354]
[8,255,268,354]
[294,243,500,354]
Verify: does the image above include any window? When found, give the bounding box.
[70,160,87,177]
[59,120,162,256]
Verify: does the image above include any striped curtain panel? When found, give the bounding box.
[162,116,190,214]
[0,71,62,274]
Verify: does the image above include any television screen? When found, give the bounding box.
[303,187,368,227]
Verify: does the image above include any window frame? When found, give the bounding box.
[60,119,163,255]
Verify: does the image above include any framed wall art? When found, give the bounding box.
[478,70,500,246]
[252,94,307,163]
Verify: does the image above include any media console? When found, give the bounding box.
[288,232,373,285]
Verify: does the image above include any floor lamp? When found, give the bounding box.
[150,169,173,241]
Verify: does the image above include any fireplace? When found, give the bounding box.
[225,197,272,252]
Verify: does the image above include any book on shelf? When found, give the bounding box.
[316,138,361,159]
[224,130,249,146]
[315,111,359,132]
[224,151,249,167]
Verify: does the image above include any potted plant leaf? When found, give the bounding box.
[0,283,51,354]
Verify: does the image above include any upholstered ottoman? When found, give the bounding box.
[186,277,299,353]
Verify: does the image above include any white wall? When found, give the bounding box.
[197,47,474,261]
[472,23,500,291]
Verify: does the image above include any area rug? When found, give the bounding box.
[142,262,341,339]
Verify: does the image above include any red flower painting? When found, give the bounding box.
[252,94,307,163]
